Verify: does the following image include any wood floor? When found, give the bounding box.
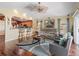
[69,43,79,56]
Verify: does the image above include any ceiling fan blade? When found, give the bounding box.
[25,3,36,11]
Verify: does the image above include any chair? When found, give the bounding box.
[49,36,73,56]
[32,31,40,44]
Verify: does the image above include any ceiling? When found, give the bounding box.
[0,2,79,19]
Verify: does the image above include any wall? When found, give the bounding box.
[0,20,5,32]
[0,9,23,17]
[74,12,79,44]
[33,16,73,35]
[0,9,22,42]
[53,16,73,35]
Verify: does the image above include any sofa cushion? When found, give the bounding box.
[59,38,64,46]
[59,38,68,47]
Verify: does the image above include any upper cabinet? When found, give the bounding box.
[0,13,5,21]
[11,16,33,28]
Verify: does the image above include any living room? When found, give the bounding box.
[0,2,79,56]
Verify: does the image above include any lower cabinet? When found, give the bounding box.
[0,35,5,55]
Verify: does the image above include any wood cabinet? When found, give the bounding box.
[0,33,5,55]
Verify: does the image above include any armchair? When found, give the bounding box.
[49,36,73,56]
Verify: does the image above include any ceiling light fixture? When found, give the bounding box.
[26,2,48,13]
[13,9,18,14]
[35,2,48,13]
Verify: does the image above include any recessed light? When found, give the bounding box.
[13,9,18,14]
[23,13,26,17]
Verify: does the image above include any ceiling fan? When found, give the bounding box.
[26,2,48,13]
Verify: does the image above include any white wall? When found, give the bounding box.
[74,13,79,44]
[0,20,5,31]
[5,17,19,42]
[0,9,23,42]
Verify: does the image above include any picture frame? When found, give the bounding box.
[44,17,55,29]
